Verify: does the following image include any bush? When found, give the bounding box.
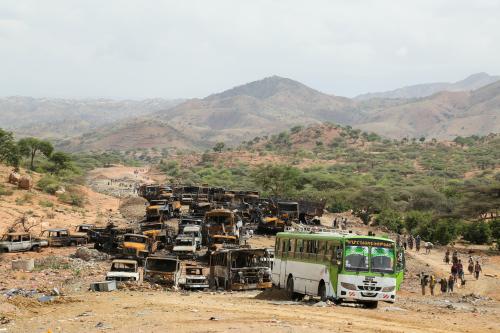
[0,184,14,196]
[37,175,61,194]
[39,199,54,208]
[404,210,432,233]
[416,218,461,245]
[374,209,404,233]
[462,221,492,244]
[58,187,86,207]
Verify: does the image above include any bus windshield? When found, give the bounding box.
[344,245,369,272]
[371,247,394,273]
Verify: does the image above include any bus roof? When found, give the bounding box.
[276,231,393,243]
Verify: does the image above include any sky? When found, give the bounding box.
[0,0,499,99]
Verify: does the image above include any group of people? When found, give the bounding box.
[419,249,484,296]
[397,234,433,253]
[331,217,349,230]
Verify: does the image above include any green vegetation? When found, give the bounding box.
[160,124,499,245]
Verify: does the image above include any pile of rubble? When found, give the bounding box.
[73,247,110,261]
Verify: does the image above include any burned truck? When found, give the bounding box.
[203,209,242,248]
[209,248,273,291]
[258,201,299,234]
[144,256,181,287]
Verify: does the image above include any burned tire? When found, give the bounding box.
[318,281,327,301]
[32,245,40,253]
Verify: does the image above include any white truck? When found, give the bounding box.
[182,225,202,250]
[0,232,48,253]
[172,235,197,259]
[105,259,143,283]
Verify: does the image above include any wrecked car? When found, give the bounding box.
[0,232,48,253]
[172,235,197,259]
[41,228,87,247]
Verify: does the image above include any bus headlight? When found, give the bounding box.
[340,282,357,290]
[381,286,395,292]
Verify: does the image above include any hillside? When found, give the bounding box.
[357,80,500,139]
[0,97,183,139]
[9,73,500,152]
[355,72,500,100]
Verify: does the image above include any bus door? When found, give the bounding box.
[395,246,405,290]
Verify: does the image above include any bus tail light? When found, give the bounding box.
[381,286,395,292]
[340,282,356,290]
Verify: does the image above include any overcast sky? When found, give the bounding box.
[0,0,499,99]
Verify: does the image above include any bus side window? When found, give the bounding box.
[296,239,303,258]
[281,239,288,257]
[318,241,326,262]
[275,238,280,256]
[289,239,296,258]
[325,241,333,261]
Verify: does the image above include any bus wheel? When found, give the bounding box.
[364,301,378,309]
[318,281,327,302]
[286,276,294,300]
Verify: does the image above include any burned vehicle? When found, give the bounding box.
[121,234,155,259]
[138,184,160,202]
[182,225,202,250]
[258,201,299,234]
[209,248,273,291]
[172,235,197,259]
[146,200,168,221]
[158,186,173,200]
[189,201,213,218]
[106,259,143,283]
[179,186,200,205]
[0,232,48,253]
[179,266,209,290]
[178,216,203,234]
[140,222,175,249]
[41,228,87,247]
[91,226,135,253]
[204,209,242,248]
[144,256,181,286]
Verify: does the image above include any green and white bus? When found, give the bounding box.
[272,227,405,308]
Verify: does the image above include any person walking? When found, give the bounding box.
[468,258,474,275]
[439,277,448,294]
[415,235,421,252]
[474,261,482,280]
[425,242,433,254]
[403,235,407,250]
[408,235,414,250]
[444,249,450,264]
[447,275,454,293]
[452,250,459,265]
[429,274,436,296]
[451,262,458,283]
[457,260,464,282]
[419,272,429,295]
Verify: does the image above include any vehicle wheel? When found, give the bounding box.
[70,241,77,246]
[32,245,41,253]
[364,301,378,309]
[318,281,327,302]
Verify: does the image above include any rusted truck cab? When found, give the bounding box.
[204,209,242,248]
[144,256,180,286]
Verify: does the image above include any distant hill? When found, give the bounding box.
[0,97,184,139]
[355,72,500,100]
[356,80,500,139]
[5,73,500,152]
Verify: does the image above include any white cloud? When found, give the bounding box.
[0,0,499,99]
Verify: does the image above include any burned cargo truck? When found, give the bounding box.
[209,248,273,291]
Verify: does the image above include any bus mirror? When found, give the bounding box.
[336,249,343,260]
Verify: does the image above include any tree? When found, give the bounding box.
[0,128,20,167]
[213,142,225,153]
[49,151,72,173]
[462,221,492,244]
[404,210,432,233]
[419,136,426,143]
[18,137,54,170]
[349,186,393,225]
[253,164,300,197]
[374,209,404,233]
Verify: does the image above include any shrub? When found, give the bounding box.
[39,199,54,208]
[404,210,432,233]
[0,184,14,196]
[374,209,404,233]
[416,218,461,245]
[37,175,61,194]
[462,221,492,244]
[58,187,86,207]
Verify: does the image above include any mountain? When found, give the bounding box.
[355,72,500,100]
[356,80,500,138]
[0,97,184,139]
[64,76,356,151]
